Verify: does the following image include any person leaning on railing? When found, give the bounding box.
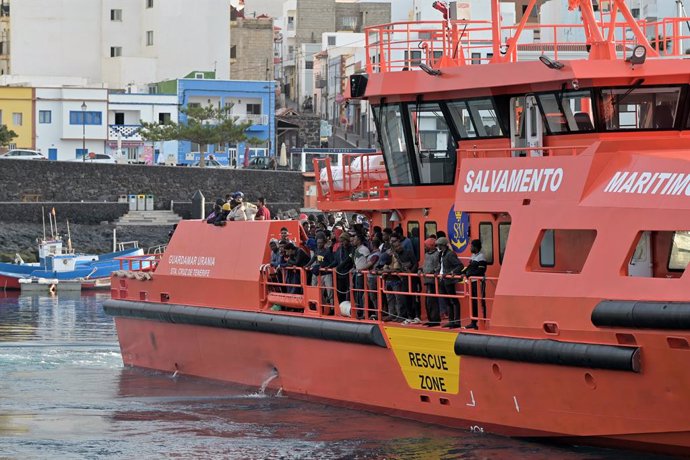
[461,239,487,330]
[391,233,418,323]
[352,233,371,320]
[330,232,354,303]
[365,236,382,320]
[420,237,441,327]
[285,242,310,295]
[436,237,464,329]
[305,235,334,306]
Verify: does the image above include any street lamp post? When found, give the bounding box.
[81,101,87,161]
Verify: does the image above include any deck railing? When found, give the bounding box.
[365,18,690,73]
[314,152,389,203]
[459,145,583,159]
[259,265,495,329]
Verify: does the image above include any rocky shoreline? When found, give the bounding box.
[0,223,171,262]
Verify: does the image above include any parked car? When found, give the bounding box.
[0,149,47,160]
[82,153,117,164]
[245,156,271,169]
[190,158,225,168]
[245,155,291,170]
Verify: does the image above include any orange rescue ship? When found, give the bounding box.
[105,0,690,455]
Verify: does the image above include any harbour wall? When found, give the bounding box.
[0,159,305,211]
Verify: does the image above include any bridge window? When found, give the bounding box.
[373,104,414,185]
[447,98,504,138]
[625,231,690,278]
[536,90,594,134]
[498,223,511,264]
[669,231,690,272]
[531,229,596,274]
[599,86,681,130]
[479,222,494,264]
[407,101,456,185]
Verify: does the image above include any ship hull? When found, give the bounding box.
[112,315,690,456]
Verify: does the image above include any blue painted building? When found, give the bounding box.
[175,79,276,165]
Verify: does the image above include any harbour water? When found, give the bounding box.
[0,292,670,459]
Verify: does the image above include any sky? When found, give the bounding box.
[243,0,285,18]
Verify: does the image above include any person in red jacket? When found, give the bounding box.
[256,197,271,221]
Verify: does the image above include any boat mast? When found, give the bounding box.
[41,206,46,241]
[66,219,72,253]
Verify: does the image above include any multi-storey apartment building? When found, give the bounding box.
[9,0,231,89]
[230,10,274,81]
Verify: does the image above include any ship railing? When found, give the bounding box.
[314,153,388,203]
[459,145,582,159]
[147,244,167,255]
[116,241,140,251]
[365,18,690,73]
[259,264,494,328]
[116,254,160,272]
[466,275,498,329]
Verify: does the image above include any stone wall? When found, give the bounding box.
[0,202,129,224]
[0,159,305,210]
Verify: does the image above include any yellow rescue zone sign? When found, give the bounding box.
[385,327,460,394]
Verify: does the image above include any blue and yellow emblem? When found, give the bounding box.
[447,205,470,253]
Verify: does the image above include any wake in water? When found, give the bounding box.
[245,368,281,398]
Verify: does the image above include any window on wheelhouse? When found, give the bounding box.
[447,98,504,138]
[407,101,456,185]
[373,104,414,185]
[536,90,594,134]
[599,86,682,130]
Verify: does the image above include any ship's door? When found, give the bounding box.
[629,231,653,277]
[510,95,543,157]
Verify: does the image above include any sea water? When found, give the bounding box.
[0,292,670,459]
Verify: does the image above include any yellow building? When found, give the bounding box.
[0,87,35,149]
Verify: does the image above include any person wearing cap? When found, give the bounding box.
[206,198,225,224]
[421,237,441,326]
[436,237,464,328]
[461,239,487,330]
[227,192,248,221]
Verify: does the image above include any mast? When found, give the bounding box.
[42,206,46,241]
[66,219,72,253]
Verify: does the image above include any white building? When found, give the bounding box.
[107,93,179,164]
[11,0,231,89]
[35,88,108,161]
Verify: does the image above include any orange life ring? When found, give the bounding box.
[49,284,57,294]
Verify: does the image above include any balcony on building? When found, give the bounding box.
[108,124,142,141]
[235,114,269,129]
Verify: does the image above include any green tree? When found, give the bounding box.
[0,124,17,147]
[139,105,253,168]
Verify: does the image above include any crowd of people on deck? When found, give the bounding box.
[266,212,488,329]
[205,192,271,225]
[196,195,488,328]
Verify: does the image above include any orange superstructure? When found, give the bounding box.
[106,2,690,456]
